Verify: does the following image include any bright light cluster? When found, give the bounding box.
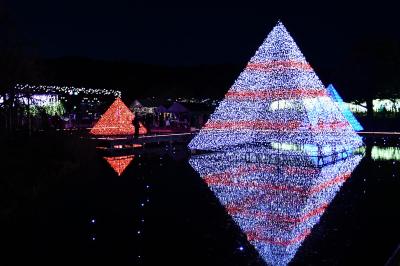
[18,94,59,107]
[326,84,363,131]
[18,94,66,117]
[15,84,122,98]
[189,149,362,265]
[104,155,135,176]
[188,22,363,154]
[90,98,147,136]
[371,146,400,161]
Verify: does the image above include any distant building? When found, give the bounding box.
[167,102,213,129]
[8,84,122,130]
[130,99,171,114]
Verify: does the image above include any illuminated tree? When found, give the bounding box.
[90,98,147,136]
[189,22,362,155]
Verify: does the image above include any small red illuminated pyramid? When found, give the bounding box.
[90,98,147,136]
[104,155,135,176]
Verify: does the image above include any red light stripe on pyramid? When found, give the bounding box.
[205,170,351,197]
[309,120,350,131]
[204,120,301,131]
[204,165,277,181]
[247,229,311,246]
[283,166,319,175]
[309,172,351,194]
[225,89,327,100]
[203,120,350,132]
[247,61,313,72]
[227,203,328,224]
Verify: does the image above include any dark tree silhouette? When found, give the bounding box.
[0,2,42,133]
[335,37,400,118]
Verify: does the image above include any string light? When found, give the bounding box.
[188,22,363,155]
[15,84,122,98]
[90,98,147,136]
[326,84,363,131]
[189,149,362,265]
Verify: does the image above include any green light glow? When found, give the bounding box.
[43,101,66,116]
[371,146,400,161]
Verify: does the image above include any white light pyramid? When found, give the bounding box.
[189,22,363,155]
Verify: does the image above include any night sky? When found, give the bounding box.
[8,1,400,68]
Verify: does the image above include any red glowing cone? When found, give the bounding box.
[104,155,135,176]
[90,98,147,136]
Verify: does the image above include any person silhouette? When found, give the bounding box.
[133,113,140,139]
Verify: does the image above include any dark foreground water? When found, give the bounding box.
[2,135,400,265]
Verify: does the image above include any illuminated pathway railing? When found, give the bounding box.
[189,149,362,265]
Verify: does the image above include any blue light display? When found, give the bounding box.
[326,84,364,131]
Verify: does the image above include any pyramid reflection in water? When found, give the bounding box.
[104,155,135,176]
[189,148,362,265]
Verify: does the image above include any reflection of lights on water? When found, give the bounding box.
[371,146,400,161]
[189,149,362,266]
[103,155,135,176]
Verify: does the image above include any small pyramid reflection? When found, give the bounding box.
[189,147,362,265]
[104,155,135,176]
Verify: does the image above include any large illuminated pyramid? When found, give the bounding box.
[326,84,363,131]
[90,98,147,136]
[189,22,363,155]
